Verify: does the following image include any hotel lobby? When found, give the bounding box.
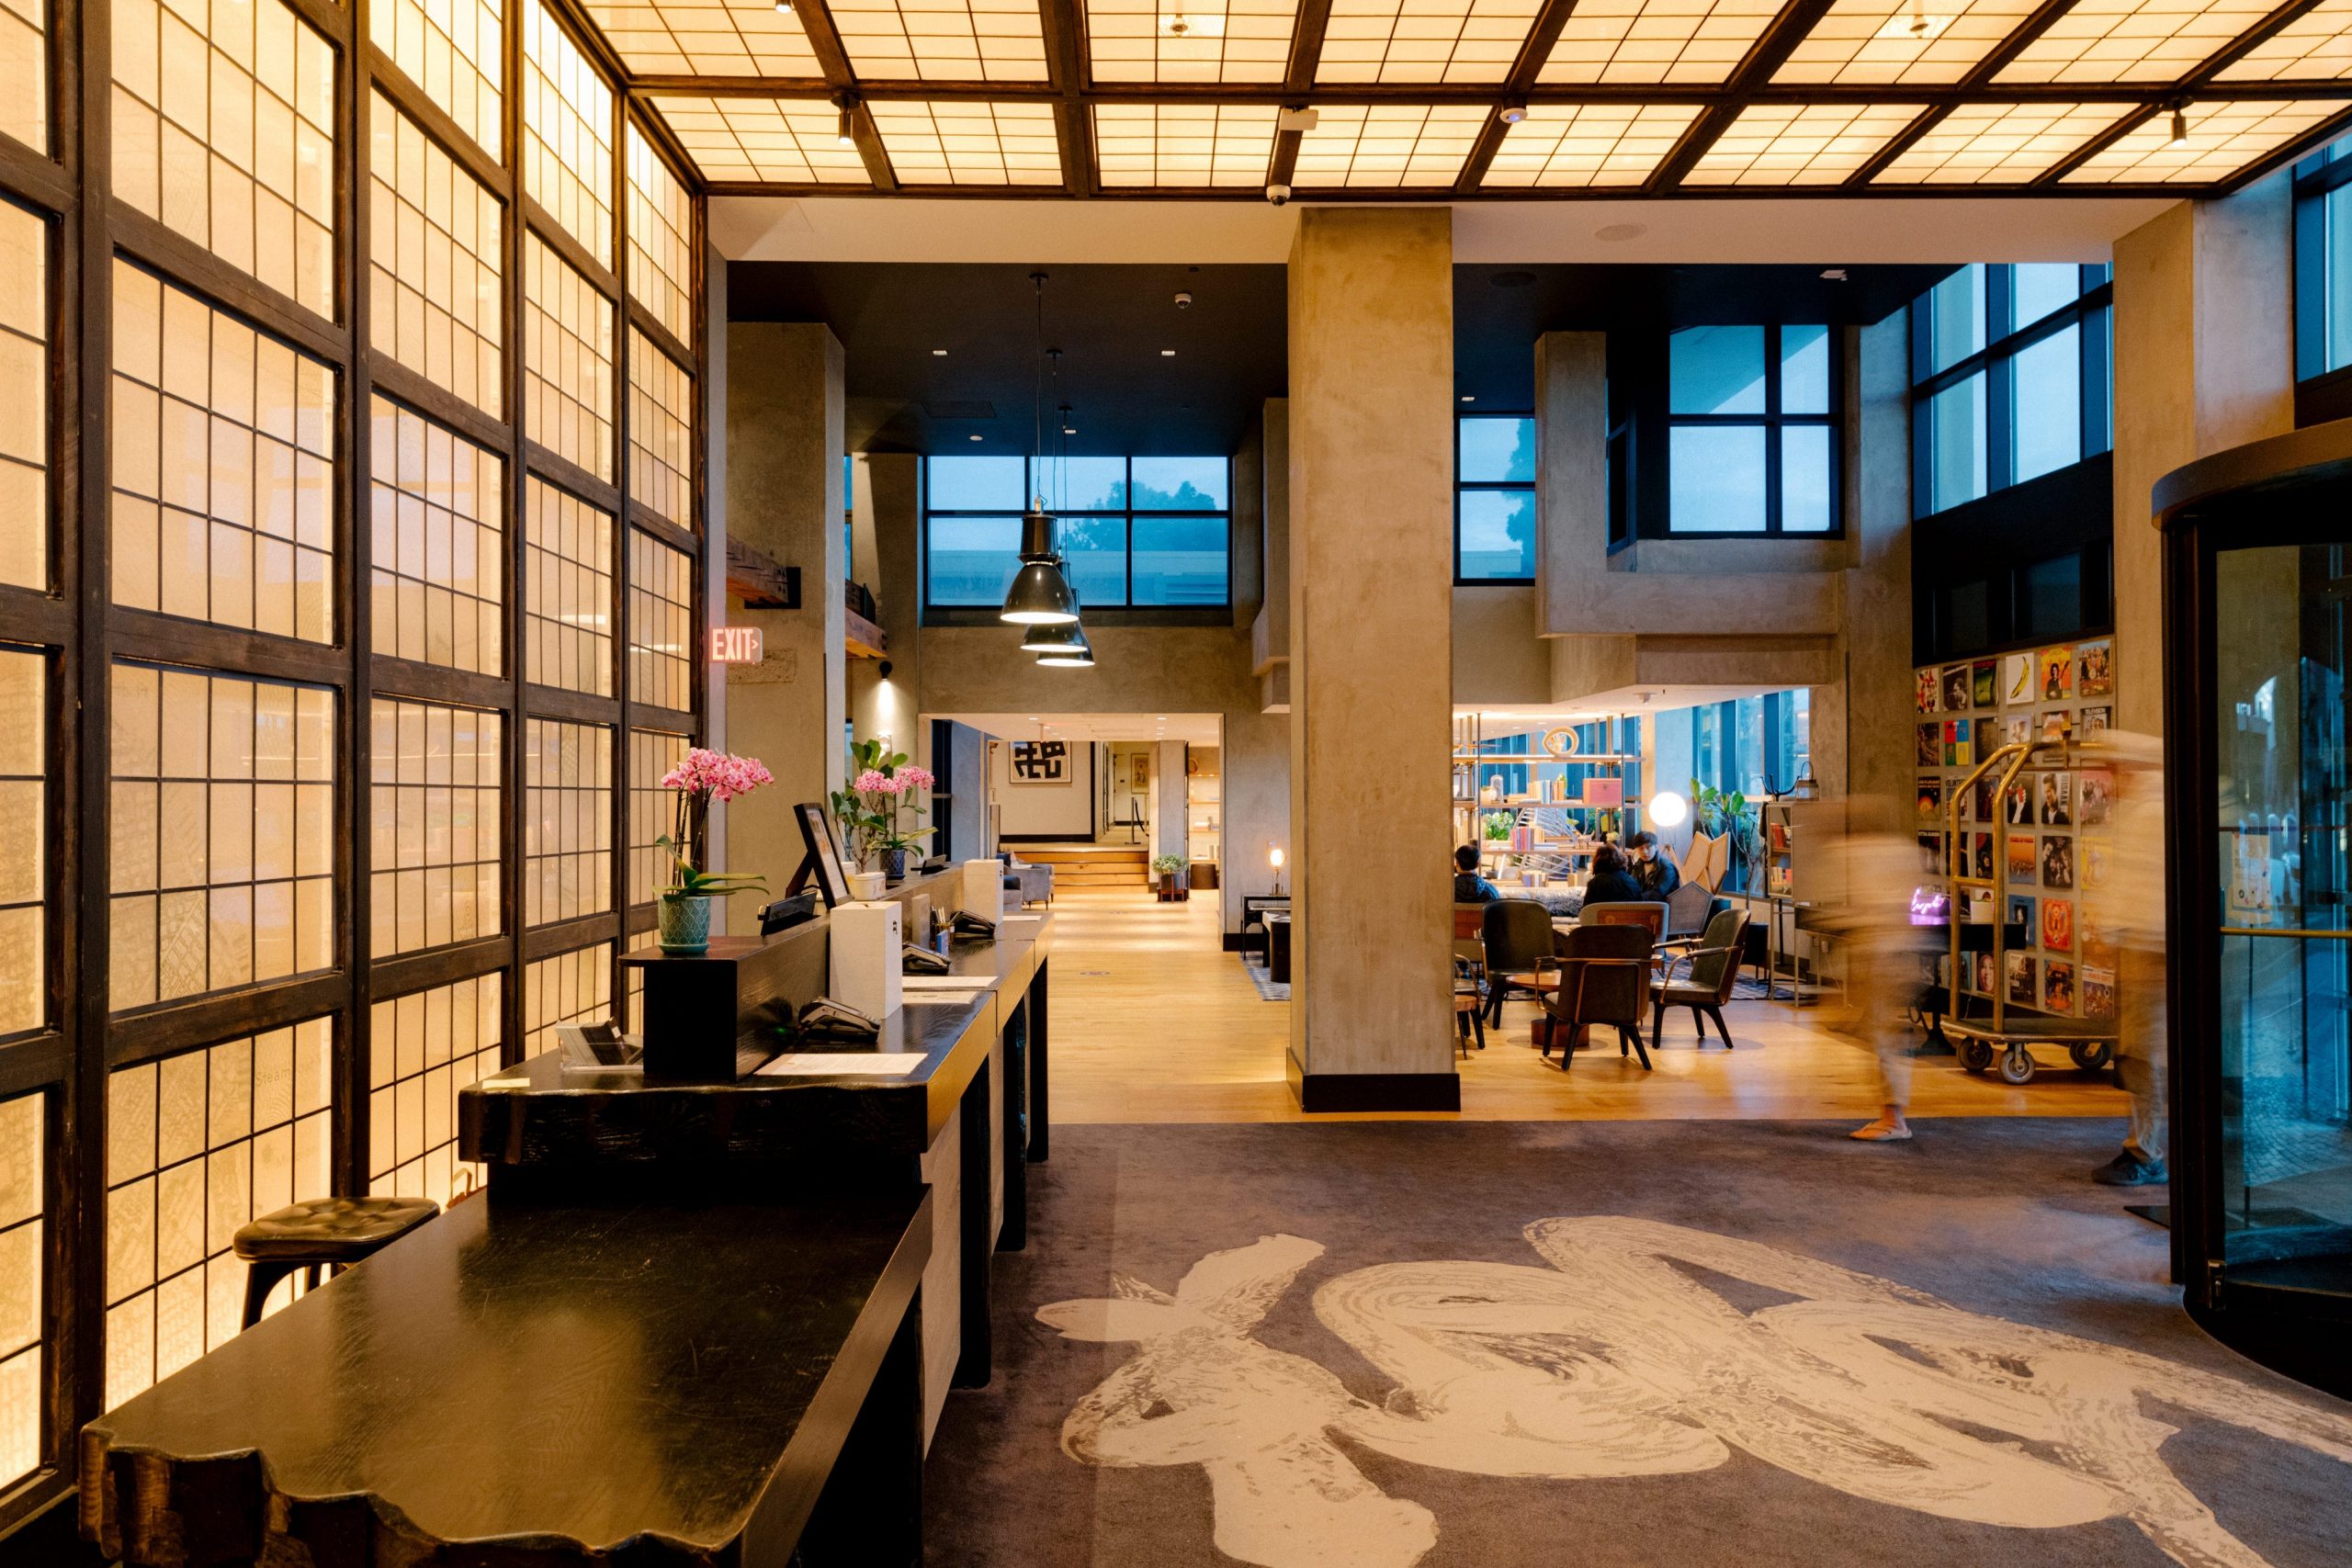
[3,0,2352,1562]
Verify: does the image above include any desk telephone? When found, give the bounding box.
[902,943,952,974]
[794,997,881,1042]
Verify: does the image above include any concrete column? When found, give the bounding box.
[724,321,846,883]
[1253,399,1291,711]
[1286,208,1455,1108]
[1838,313,1915,807]
[850,454,922,769]
[1155,739,1189,864]
[1532,330,1608,642]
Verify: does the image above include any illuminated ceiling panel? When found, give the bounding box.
[1537,0,1782,86]
[2061,97,2344,183]
[1871,99,2135,182]
[1772,0,2041,86]
[1093,102,1280,184]
[1316,0,1543,85]
[648,95,872,183]
[1087,0,1299,83]
[2215,0,2352,82]
[869,99,1063,183]
[1291,102,1487,185]
[1683,101,1925,183]
[582,0,823,76]
[1994,0,2274,85]
[1481,102,1702,186]
[828,0,1050,82]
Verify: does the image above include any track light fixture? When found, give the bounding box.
[833,93,856,148]
[2169,104,2190,144]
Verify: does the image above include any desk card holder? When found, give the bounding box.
[829,900,903,1020]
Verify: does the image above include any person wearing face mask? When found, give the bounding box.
[1626,830,1681,899]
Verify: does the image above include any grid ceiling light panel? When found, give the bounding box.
[2061,97,2347,183]
[870,100,1063,185]
[1094,102,1280,185]
[1315,0,1543,85]
[1771,0,2043,85]
[648,96,874,183]
[582,0,825,76]
[828,0,1050,81]
[1871,98,2135,182]
[2216,0,2352,81]
[1292,103,1487,186]
[1481,102,1704,186]
[1087,0,1298,83]
[1994,0,2276,85]
[1538,0,1783,85]
[1683,101,1927,183]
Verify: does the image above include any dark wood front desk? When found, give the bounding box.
[77,897,1054,1567]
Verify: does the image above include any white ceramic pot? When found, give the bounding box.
[850,871,888,900]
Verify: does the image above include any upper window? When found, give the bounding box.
[1910,264,2112,520]
[925,455,1230,611]
[1456,415,1534,582]
[1666,325,1837,535]
[2294,137,2352,392]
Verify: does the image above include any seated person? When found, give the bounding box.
[1627,830,1682,898]
[1452,843,1499,904]
[1580,843,1645,907]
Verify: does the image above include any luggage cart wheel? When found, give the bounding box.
[1960,1040,1994,1074]
[1996,1045,2037,1085]
[2067,1041,2113,1072]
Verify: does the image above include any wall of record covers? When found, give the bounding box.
[1914,639,2120,1021]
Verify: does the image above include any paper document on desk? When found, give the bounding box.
[903,975,990,991]
[756,1053,929,1077]
[1003,914,1044,924]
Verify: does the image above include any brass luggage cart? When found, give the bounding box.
[1930,738,2120,1085]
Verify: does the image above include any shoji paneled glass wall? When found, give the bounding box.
[0,0,706,1527]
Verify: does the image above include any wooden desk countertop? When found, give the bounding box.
[81,1190,931,1567]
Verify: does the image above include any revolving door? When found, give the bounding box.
[2160,422,2352,1397]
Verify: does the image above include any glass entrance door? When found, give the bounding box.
[2211,544,2352,1271]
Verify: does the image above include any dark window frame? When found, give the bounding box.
[2292,138,2352,426]
[1665,324,1844,538]
[1454,412,1537,584]
[1910,264,2114,521]
[922,455,1234,616]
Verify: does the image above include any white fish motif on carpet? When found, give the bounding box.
[1040,1217,2352,1568]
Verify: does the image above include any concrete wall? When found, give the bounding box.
[1453,585,1549,706]
[1838,313,1917,808]
[723,320,846,884]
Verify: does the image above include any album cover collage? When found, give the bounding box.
[1913,638,2117,1021]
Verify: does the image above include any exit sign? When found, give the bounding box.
[710,626,763,664]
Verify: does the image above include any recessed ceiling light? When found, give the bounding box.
[1820,268,1849,282]
[932,348,947,356]
[1063,425,1076,434]
[1593,224,1645,243]
[968,434,982,442]
[774,0,790,10]
[1460,395,1475,403]
[1160,349,1176,357]
[1498,104,1527,125]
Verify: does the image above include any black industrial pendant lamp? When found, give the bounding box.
[1020,620,1088,655]
[1034,624,1095,668]
[1000,273,1078,626]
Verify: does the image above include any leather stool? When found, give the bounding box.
[232,1195,439,1327]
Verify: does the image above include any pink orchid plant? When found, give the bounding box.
[656,747,774,900]
[831,739,935,869]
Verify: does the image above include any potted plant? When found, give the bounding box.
[1690,779,1765,894]
[654,748,774,954]
[831,738,934,882]
[1151,853,1188,901]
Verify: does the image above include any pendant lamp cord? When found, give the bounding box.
[1031,273,1046,507]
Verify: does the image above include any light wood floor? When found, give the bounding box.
[1046,889,2130,1124]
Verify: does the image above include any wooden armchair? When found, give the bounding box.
[1541,924,1655,1071]
[1650,907,1750,1053]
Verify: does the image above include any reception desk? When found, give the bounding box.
[78,892,1055,1567]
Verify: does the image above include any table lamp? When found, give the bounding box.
[1269,842,1285,896]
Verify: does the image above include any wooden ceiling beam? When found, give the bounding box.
[1286,0,1335,93]
[1038,0,1096,196]
[2185,0,2333,90]
[796,0,862,88]
[2030,101,2162,186]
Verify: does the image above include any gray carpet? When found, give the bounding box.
[925,1119,2352,1568]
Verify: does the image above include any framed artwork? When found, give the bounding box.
[2076,638,2113,699]
[2005,780,2032,825]
[1941,664,1972,711]
[1917,832,1944,874]
[1917,725,1940,766]
[2007,893,2035,931]
[1916,669,1939,713]
[1972,776,1997,822]
[1972,660,1997,706]
[2038,645,2074,701]
[1972,952,1996,995]
[2085,840,2109,888]
[1975,716,2001,755]
[1917,779,1943,820]
[2080,917,2116,974]
[2007,716,2030,747]
[2006,951,2037,1007]
[2042,960,2076,1016]
[2081,705,2111,738]
[1972,831,1995,879]
[2041,898,2074,953]
[2077,768,2114,827]
[2083,965,2117,1019]
[2007,834,2039,885]
[2038,771,2072,827]
[792,802,854,908]
[2039,709,2074,744]
[1946,719,1972,767]
[2002,653,2033,705]
[1009,739,1072,784]
[2041,835,2075,889]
